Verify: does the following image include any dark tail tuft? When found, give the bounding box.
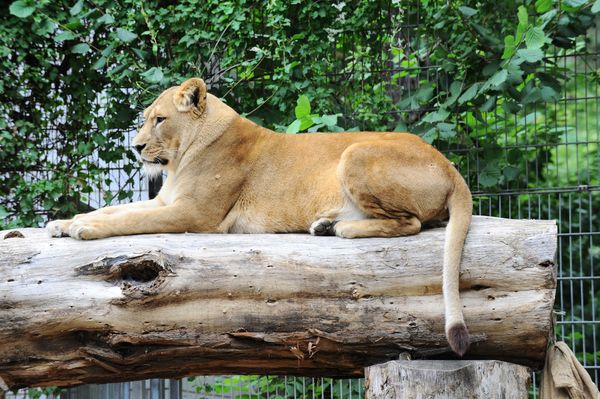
[447,322,470,356]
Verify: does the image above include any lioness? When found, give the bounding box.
[47,77,472,355]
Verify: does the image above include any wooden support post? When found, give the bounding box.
[365,360,530,399]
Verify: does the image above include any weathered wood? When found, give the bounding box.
[0,216,556,389]
[365,360,530,399]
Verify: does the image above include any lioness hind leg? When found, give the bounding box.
[330,140,453,238]
[334,216,421,238]
[309,197,368,236]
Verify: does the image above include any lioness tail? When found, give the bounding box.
[443,176,472,356]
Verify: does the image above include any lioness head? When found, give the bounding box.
[132,78,208,176]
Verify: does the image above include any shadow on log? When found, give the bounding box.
[0,216,556,389]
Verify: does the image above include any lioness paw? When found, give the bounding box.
[68,219,102,240]
[309,218,336,236]
[331,222,358,239]
[46,220,71,238]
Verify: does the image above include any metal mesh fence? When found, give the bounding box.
[312,8,600,394]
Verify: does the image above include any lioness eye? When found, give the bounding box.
[156,116,166,125]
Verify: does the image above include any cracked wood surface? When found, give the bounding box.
[0,216,556,389]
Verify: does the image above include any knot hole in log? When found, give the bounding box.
[75,253,175,303]
[115,258,163,283]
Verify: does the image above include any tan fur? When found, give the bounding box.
[46,78,473,355]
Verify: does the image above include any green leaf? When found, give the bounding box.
[516,48,544,63]
[437,123,456,139]
[458,6,478,16]
[525,27,546,49]
[294,95,311,119]
[132,48,147,60]
[319,114,338,126]
[538,72,562,92]
[540,85,559,102]
[564,0,586,8]
[503,100,522,113]
[422,108,450,123]
[97,14,115,25]
[521,87,541,104]
[394,120,408,132]
[503,165,520,181]
[308,123,325,132]
[9,1,35,18]
[71,43,90,54]
[517,111,540,127]
[479,95,497,112]
[471,22,500,46]
[535,0,553,13]
[298,115,315,131]
[116,28,137,43]
[443,81,462,106]
[487,69,508,87]
[517,5,528,27]
[414,84,435,103]
[34,18,55,36]
[420,127,437,144]
[64,20,82,30]
[516,21,527,43]
[92,56,107,70]
[502,35,516,60]
[101,44,115,57]
[506,61,524,83]
[458,83,480,104]
[540,9,558,27]
[141,67,164,83]
[516,6,529,42]
[479,163,502,187]
[54,31,76,42]
[70,0,84,16]
[0,206,8,219]
[286,120,301,134]
[482,61,500,77]
[398,95,419,110]
[593,0,600,13]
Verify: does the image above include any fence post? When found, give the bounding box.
[365,360,530,399]
[168,379,181,399]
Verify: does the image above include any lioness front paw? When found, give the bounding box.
[46,220,72,238]
[330,222,358,238]
[68,219,103,240]
[309,218,337,236]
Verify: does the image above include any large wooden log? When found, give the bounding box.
[0,216,556,389]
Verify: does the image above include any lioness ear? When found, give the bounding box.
[173,78,207,117]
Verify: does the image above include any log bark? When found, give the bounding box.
[365,360,530,398]
[0,216,556,389]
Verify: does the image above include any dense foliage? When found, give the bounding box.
[1,0,599,227]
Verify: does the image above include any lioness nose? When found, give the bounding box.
[134,144,146,154]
